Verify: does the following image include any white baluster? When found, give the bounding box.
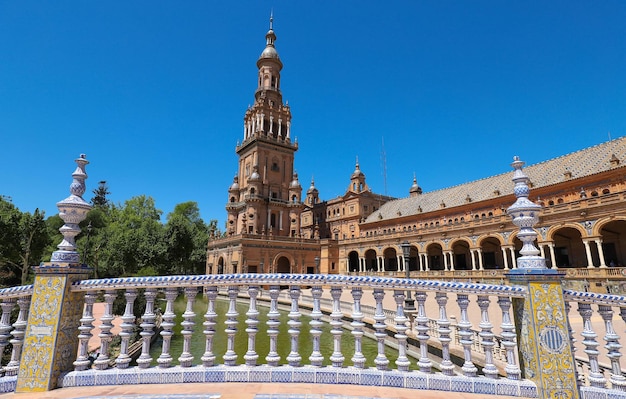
[329,287,344,367]
[477,295,498,378]
[137,288,157,368]
[287,286,302,367]
[309,286,324,367]
[265,286,281,366]
[116,289,137,369]
[158,288,177,368]
[0,298,16,375]
[414,291,432,372]
[435,292,454,375]
[393,290,410,372]
[351,287,366,369]
[94,290,115,370]
[373,289,389,370]
[244,286,260,366]
[178,287,197,367]
[564,301,585,383]
[578,302,606,387]
[74,292,96,370]
[497,296,521,380]
[598,305,626,390]
[4,296,29,376]
[223,286,239,366]
[201,286,218,367]
[456,294,477,377]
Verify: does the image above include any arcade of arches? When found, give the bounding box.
[346,219,626,273]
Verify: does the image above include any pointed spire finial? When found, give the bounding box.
[269,10,274,30]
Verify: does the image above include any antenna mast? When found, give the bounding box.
[381,137,388,196]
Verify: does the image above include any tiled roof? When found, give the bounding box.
[364,137,626,223]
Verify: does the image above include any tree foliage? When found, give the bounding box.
[3,188,221,286]
[0,197,50,286]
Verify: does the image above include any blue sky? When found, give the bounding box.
[1,1,625,228]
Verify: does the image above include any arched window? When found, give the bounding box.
[602,188,610,195]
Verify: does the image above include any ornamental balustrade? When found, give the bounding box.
[0,273,625,398]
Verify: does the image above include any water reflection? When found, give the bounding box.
[149,293,414,368]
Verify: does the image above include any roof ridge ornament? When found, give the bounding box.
[506,156,547,271]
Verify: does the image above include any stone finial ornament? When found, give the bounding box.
[506,156,546,270]
[50,154,92,264]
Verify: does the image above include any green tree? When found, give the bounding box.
[98,196,166,277]
[91,180,111,208]
[165,202,209,274]
[0,197,50,285]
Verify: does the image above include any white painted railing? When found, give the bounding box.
[563,290,626,393]
[1,274,625,398]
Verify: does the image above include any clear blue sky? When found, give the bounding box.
[1,1,625,228]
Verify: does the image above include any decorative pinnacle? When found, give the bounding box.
[506,156,546,270]
[50,154,93,265]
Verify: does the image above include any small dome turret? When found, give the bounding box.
[229,175,240,192]
[409,176,422,197]
[290,172,301,189]
[248,165,261,182]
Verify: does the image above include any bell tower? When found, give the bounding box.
[226,15,303,237]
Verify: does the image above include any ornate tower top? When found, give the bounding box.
[51,154,92,265]
[348,160,369,194]
[409,175,422,197]
[506,156,546,271]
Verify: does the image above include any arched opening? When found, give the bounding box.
[348,251,359,272]
[276,256,290,273]
[552,227,585,268]
[480,237,504,269]
[426,243,444,271]
[383,247,398,271]
[217,257,225,274]
[451,240,471,270]
[365,249,377,272]
[599,220,626,267]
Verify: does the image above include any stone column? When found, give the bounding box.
[16,155,92,392]
[548,243,557,269]
[477,248,484,270]
[595,239,607,268]
[501,247,510,269]
[505,156,579,399]
[470,249,477,270]
[443,252,449,270]
[583,240,594,268]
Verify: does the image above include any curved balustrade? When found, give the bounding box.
[67,275,536,396]
[563,290,626,394]
[2,276,626,398]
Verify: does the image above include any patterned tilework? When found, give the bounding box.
[15,275,67,392]
[578,387,626,399]
[71,273,526,298]
[515,280,579,399]
[255,395,398,399]
[57,366,539,398]
[15,271,88,393]
[80,396,220,399]
[0,376,17,394]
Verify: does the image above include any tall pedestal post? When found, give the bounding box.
[505,156,579,399]
[15,154,92,392]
